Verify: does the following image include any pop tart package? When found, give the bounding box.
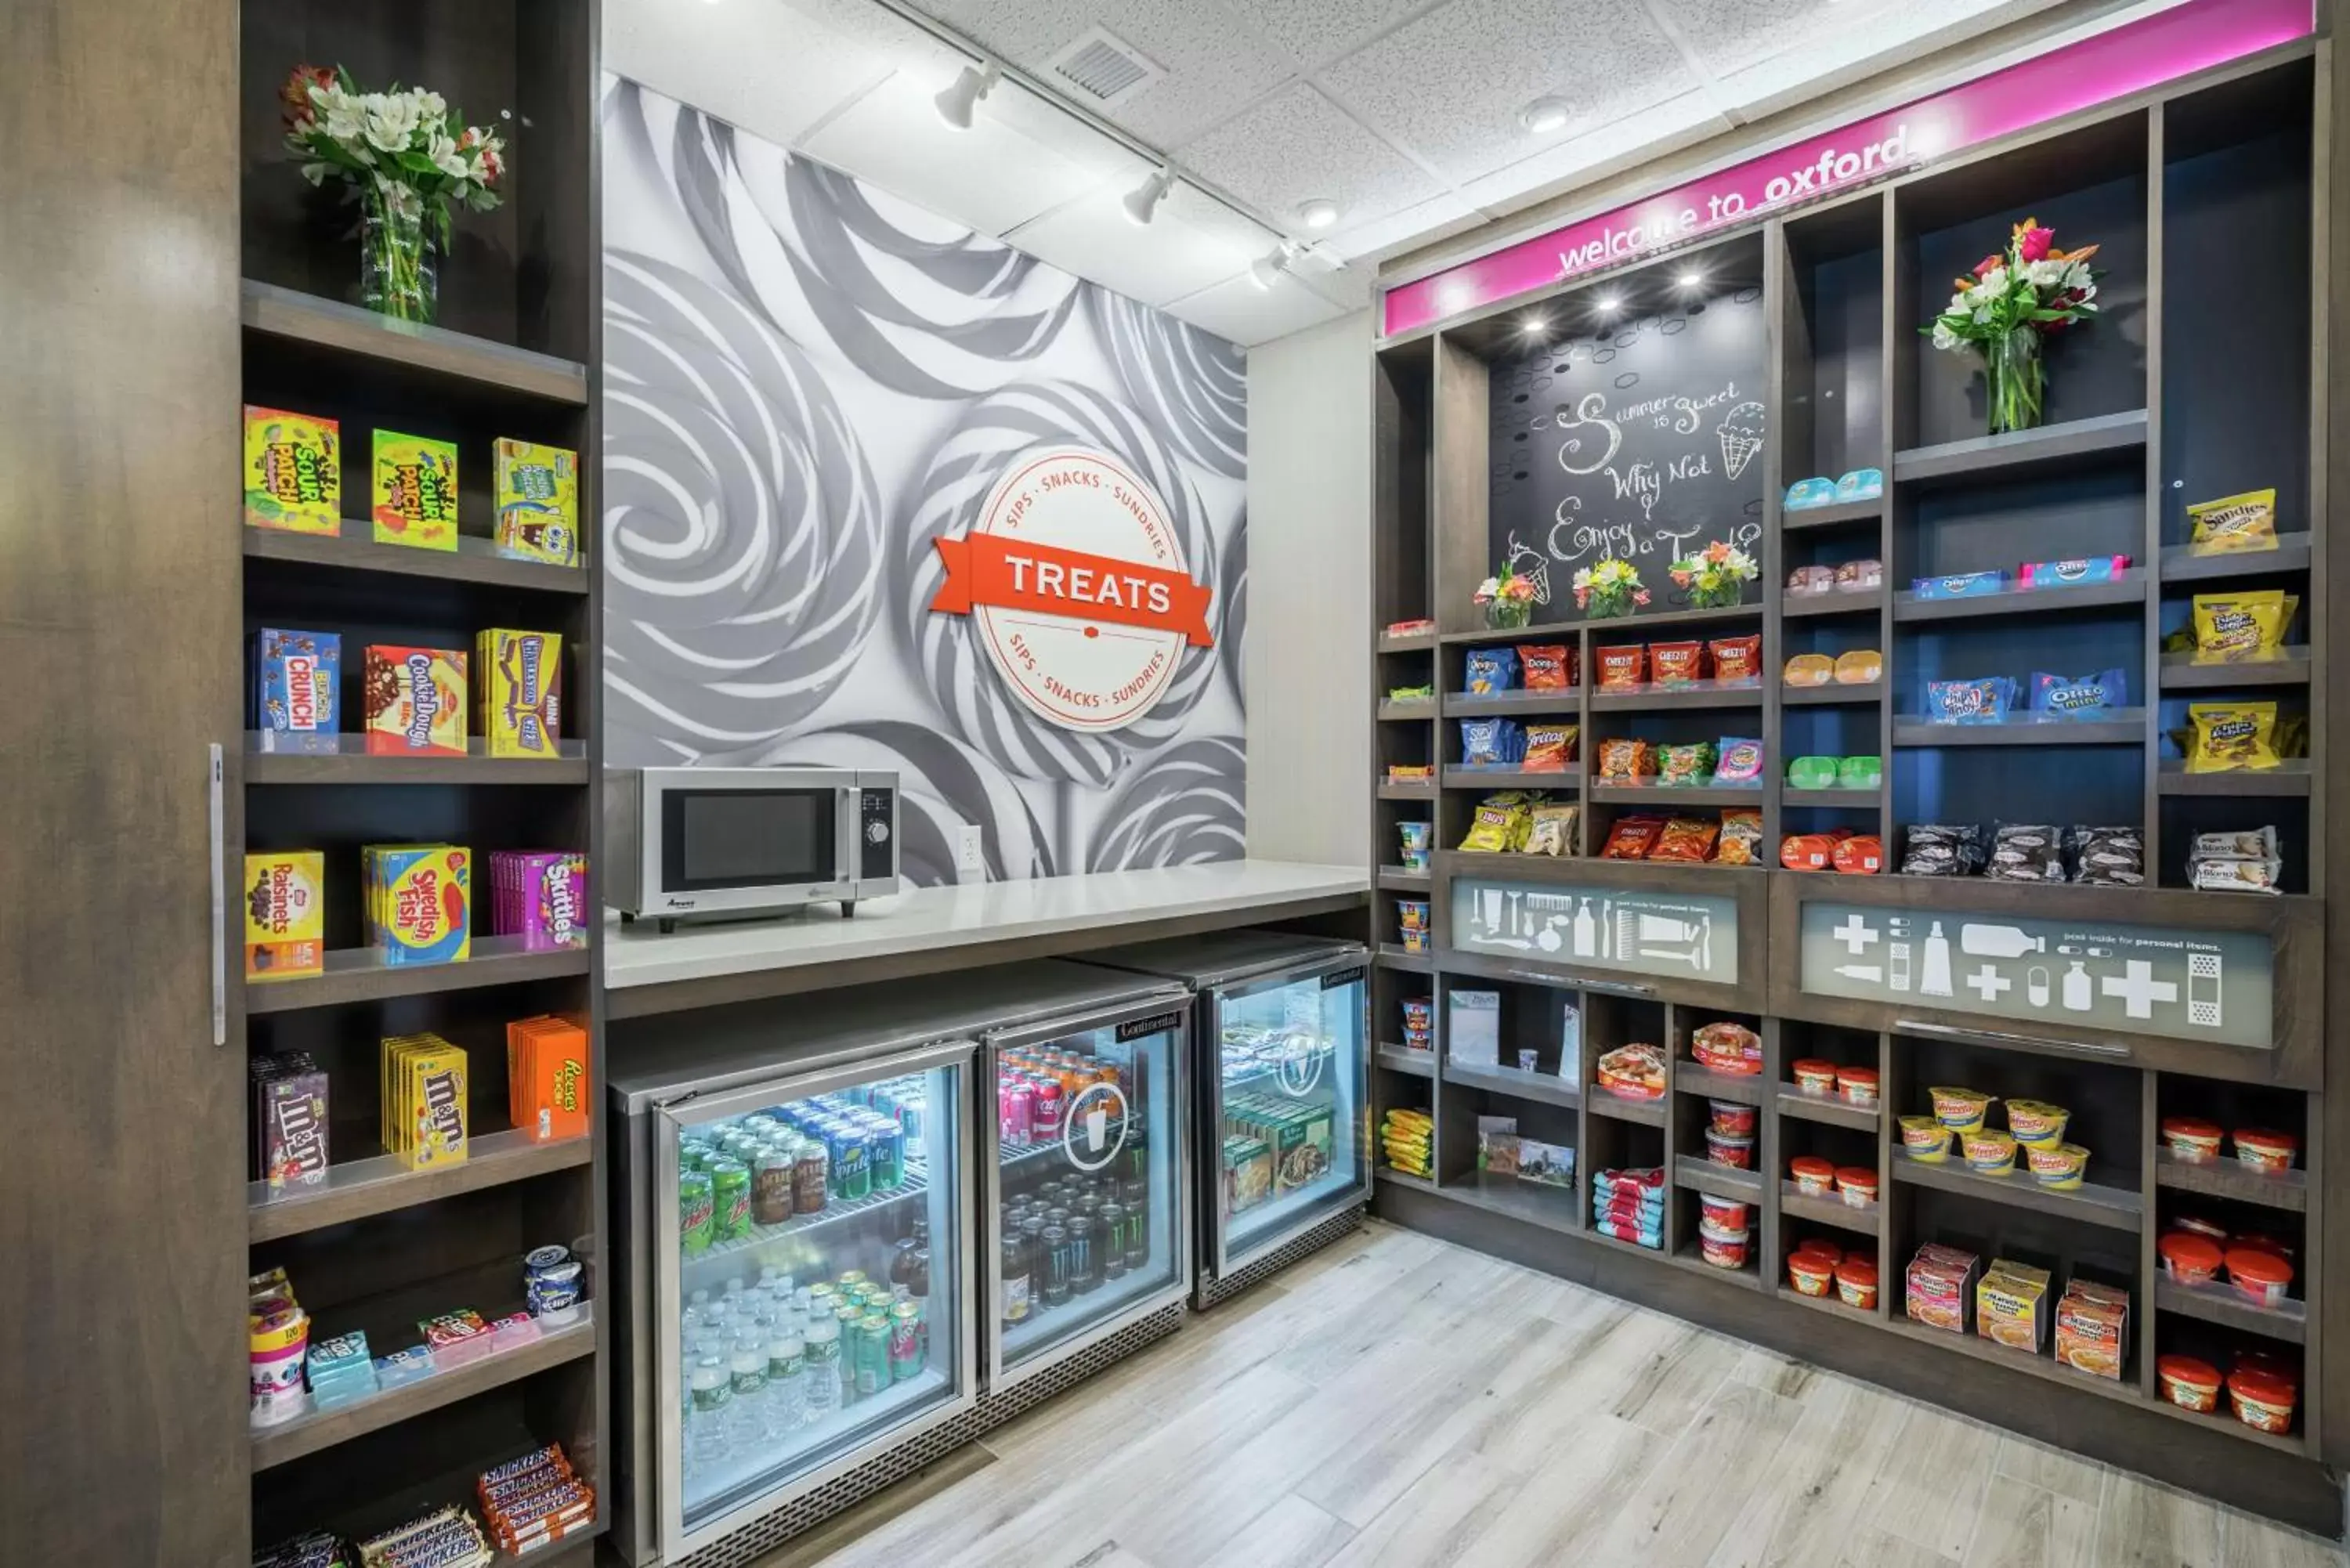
[2029,669,2127,718]
[2019,556,2129,591]
[1459,718,1524,768]
[1926,676,2017,724]
[1464,647,1520,695]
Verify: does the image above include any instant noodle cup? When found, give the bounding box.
[1791,1059,1839,1095]
[1699,1194,1750,1231]
[1708,1100,1759,1138]
[1794,1238,1844,1268]
[1835,1258,1878,1310]
[2233,1128,2298,1172]
[1790,1156,1835,1197]
[2225,1247,2293,1309]
[1705,1128,1755,1169]
[2232,1232,2294,1262]
[2159,1355,2224,1413]
[2174,1214,2229,1245]
[1930,1086,1993,1133]
[2005,1100,2069,1148]
[1961,1129,2017,1175]
[2025,1143,2088,1190]
[1900,1116,1952,1162]
[1699,1226,1751,1271]
[2159,1232,2224,1286]
[1835,1166,1878,1208]
[1836,1065,1879,1106]
[1788,1252,1835,1296]
[2228,1368,2297,1434]
[2160,1117,2223,1162]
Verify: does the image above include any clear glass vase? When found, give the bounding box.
[1688,581,1744,610]
[1984,327,2044,434]
[360,188,437,324]
[1484,599,1534,630]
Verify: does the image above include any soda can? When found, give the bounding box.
[888,1300,924,1382]
[855,1312,891,1397]
[710,1158,751,1242]
[836,1128,873,1201]
[1003,1078,1036,1148]
[865,1116,904,1190]
[678,1169,715,1255]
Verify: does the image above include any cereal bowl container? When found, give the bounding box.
[2229,1369,2297,1435]
[1791,1059,1839,1096]
[2234,1129,2298,1173]
[1788,1252,1835,1296]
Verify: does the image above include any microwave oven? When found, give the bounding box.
[606,768,899,930]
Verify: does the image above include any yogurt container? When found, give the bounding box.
[1835,1166,1878,1208]
[2159,1116,2223,1162]
[1790,1156,1835,1197]
[2159,1232,2224,1286]
[1961,1129,2017,1175]
[1835,1258,1878,1310]
[2004,1100,2069,1148]
[1900,1116,1953,1162]
[2228,1368,2297,1435]
[1791,1059,1839,1096]
[2225,1247,2293,1309]
[2158,1355,2223,1414]
[2025,1142,2088,1190]
[1836,1065,1879,1107]
[1788,1252,1835,1296]
[2234,1128,2298,1173]
[1929,1086,1994,1133]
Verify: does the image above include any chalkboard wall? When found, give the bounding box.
[1486,284,1769,616]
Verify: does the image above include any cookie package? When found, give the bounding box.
[2187,489,2278,555]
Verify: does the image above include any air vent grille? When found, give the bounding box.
[1047,27,1164,107]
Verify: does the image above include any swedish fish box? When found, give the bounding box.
[251,629,341,754]
[243,406,341,534]
[364,844,471,966]
[494,438,579,566]
[371,430,460,551]
[475,630,562,758]
[244,852,324,981]
[363,645,468,757]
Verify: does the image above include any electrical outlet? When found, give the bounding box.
[956,824,985,879]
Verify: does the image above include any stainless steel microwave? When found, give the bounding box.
[605,768,898,930]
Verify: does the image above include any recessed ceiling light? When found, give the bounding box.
[1594,293,1622,316]
[1521,316,1548,337]
[1677,269,1705,289]
[1123,166,1175,226]
[1296,198,1340,231]
[1249,242,1296,291]
[934,63,1000,132]
[1520,96,1571,135]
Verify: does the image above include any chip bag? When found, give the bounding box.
[1650,641,1704,687]
[1596,645,1647,690]
[1601,816,1664,859]
[1710,636,1761,683]
[1458,802,1519,852]
[1464,646,1520,694]
[2186,701,2280,773]
[1650,817,1719,862]
[1716,809,1763,865]
[1520,645,1574,689]
[2187,489,2278,555]
[2192,591,2287,663]
[1522,724,1576,773]
[1658,742,1716,786]
[1524,802,1578,857]
[1598,738,1654,783]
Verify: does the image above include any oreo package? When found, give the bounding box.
[1985,823,2063,883]
[2066,826,2145,887]
[2028,668,2127,719]
[2019,555,2130,590]
[1902,822,1986,877]
[1925,676,2017,724]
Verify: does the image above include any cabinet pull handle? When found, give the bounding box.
[1894,1018,2129,1058]
[208,742,226,1047]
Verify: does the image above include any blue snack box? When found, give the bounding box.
[1911,571,2007,601]
[2030,669,2128,717]
[251,629,342,754]
[373,1346,436,1389]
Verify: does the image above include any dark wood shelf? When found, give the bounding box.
[1889,1155,2140,1231]
[249,1130,591,1243]
[243,527,591,596]
[1376,865,1430,891]
[1784,786,1882,806]
[1378,631,1436,652]
[1444,689,1581,716]
[1589,682,1766,713]
[2157,650,2311,690]
[249,1306,595,1471]
[1376,698,1435,721]
[1589,782,1770,807]
[1782,681,1882,706]
[1673,1062,1767,1104]
[2156,762,2312,797]
[244,750,589,786]
[1376,945,1435,975]
[1672,1154,1763,1201]
[2138,1386,2308,1456]
[1376,1045,1436,1078]
[241,280,591,404]
[1892,409,2148,483]
[245,938,591,1014]
[1441,767,1578,791]
[1893,576,2146,623]
[1444,1057,1581,1108]
[2153,1148,2306,1211]
[1781,1182,1882,1235]
[1444,1172,1581,1234]
[1781,499,1882,530]
[1877,1313,2146,1410]
[1441,603,1759,644]
[1893,717,2146,747]
[1784,589,1885,620]
[1377,779,1437,800]
[1777,1086,1882,1132]
[1667,1243,1766,1291]
[2155,1277,2306,1343]
[1585,1089,1667,1127]
[1777,1283,1873,1321]
[1375,1166,1437,1192]
[2158,537,2312,583]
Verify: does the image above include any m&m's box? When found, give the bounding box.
[363,645,468,757]
[242,406,341,535]
[364,844,471,966]
[381,1032,468,1170]
[494,438,579,566]
[475,629,562,758]
[371,429,460,551]
[244,851,324,981]
[251,628,340,754]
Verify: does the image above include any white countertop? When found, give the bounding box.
[605,859,1370,991]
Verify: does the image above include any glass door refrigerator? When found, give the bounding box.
[1083,932,1372,1300]
[607,962,1195,1566]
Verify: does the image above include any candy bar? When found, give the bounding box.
[480,1444,570,1494]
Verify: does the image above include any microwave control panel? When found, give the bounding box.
[859,787,895,880]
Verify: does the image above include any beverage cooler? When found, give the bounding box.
[607,962,1191,1565]
[1086,933,1371,1297]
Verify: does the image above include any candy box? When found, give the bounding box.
[363,645,468,757]
[383,1034,469,1170]
[255,1062,330,1190]
[495,438,580,565]
[244,852,324,981]
[243,406,341,535]
[475,629,563,758]
[494,851,589,952]
[371,429,460,551]
[251,629,342,754]
[366,844,471,965]
[508,1014,591,1143]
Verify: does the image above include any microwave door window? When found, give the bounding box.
[666,789,837,891]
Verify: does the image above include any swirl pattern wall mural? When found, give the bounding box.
[603,76,1248,883]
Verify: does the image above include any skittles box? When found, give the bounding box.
[244,851,324,981]
[363,645,468,757]
[251,629,341,754]
[475,629,562,758]
[371,429,460,551]
[492,850,588,952]
[243,406,341,535]
[364,844,471,966]
[494,438,579,566]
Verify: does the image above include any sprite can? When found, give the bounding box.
[678,1169,715,1255]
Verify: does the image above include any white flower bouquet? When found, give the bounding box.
[1923,217,2101,434]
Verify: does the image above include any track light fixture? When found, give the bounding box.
[934,62,1000,132]
[1123,165,1176,226]
[1249,240,1297,291]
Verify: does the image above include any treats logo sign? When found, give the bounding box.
[930,446,1215,733]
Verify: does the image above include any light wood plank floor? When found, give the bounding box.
[752,1222,2345,1568]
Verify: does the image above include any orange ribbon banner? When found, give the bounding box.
[931,534,1214,648]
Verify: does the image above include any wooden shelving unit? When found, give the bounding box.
[233,4,606,1559]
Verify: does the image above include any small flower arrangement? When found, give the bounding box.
[1572,556,1649,620]
[1923,217,2100,434]
[282,64,508,322]
[1473,565,1541,629]
[1669,540,1759,609]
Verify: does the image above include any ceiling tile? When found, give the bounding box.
[797,72,1114,235]
[1002,180,1263,306]
[1318,190,1483,262]
[1321,0,1696,183]
[1162,268,1350,345]
[1707,0,2063,122]
[1455,90,1728,212]
[1177,82,1444,235]
[1238,0,1442,70]
[913,0,1296,146]
[604,0,895,149]
[1644,0,1836,80]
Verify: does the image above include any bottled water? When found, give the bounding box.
[802,1314,842,1418]
[687,1355,732,1474]
[726,1336,769,1447]
[765,1332,808,1433]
